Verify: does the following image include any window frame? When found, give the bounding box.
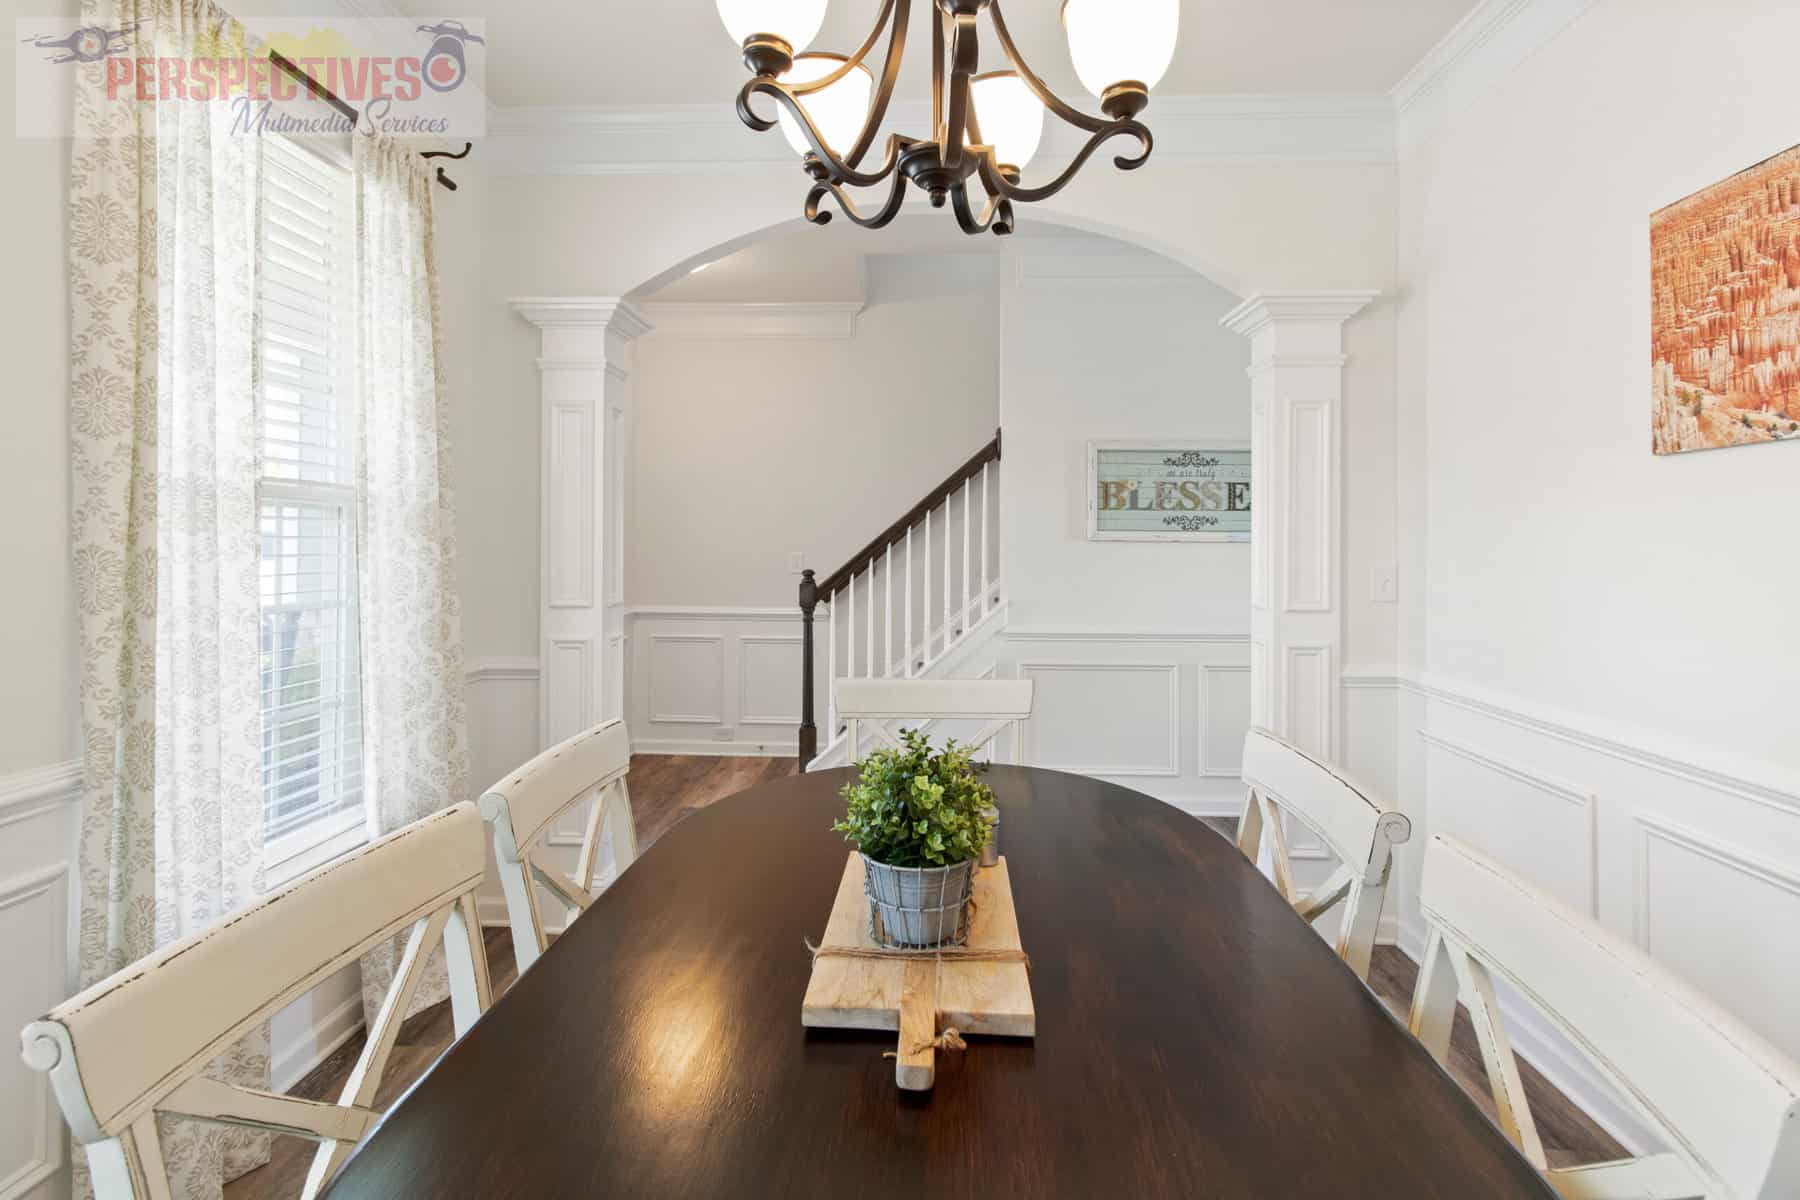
[257,127,368,888]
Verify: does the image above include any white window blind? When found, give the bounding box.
[258,133,364,866]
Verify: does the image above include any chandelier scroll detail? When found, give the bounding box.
[718,0,1180,236]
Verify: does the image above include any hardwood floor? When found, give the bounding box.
[225,755,1620,1197]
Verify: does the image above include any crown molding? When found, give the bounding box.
[1220,291,1381,338]
[1392,0,1597,149]
[509,297,653,339]
[482,92,1398,178]
[638,301,863,340]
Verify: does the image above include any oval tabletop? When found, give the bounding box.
[323,766,1555,1200]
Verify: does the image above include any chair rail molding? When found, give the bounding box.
[511,298,651,752]
[1222,291,1377,763]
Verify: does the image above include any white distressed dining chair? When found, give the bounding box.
[19,802,492,1200]
[835,677,1035,765]
[1235,728,1412,981]
[478,718,639,975]
[1410,834,1800,1199]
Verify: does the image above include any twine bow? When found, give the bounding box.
[884,1028,968,1060]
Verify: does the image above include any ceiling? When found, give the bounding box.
[632,216,1158,302]
[385,0,1479,110]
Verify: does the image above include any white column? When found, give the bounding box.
[510,297,653,751]
[1221,292,1376,762]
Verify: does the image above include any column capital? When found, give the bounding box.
[508,297,654,340]
[1219,291,1379,339]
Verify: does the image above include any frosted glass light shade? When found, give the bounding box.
[716,0,828,52]
[971,73,1044,170]
[1061,0,1179,99]
[778,55,873,158]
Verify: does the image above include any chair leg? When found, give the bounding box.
[85,1113,172,1200]
[1408,928,1460,1065]
[1234,787,1264,861]
[607,779,640,872]
[1334,878,1384,982]
[496,854,546,974]
[444,892,493,1036]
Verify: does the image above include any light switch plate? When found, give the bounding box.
[1371,564,1398,605]
[789,551,807,575]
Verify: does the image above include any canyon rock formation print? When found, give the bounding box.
[1652,142,1800,454]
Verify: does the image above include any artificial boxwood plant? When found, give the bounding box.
[833,730,997,868]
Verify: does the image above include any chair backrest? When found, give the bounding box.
[1410,834,1800,1199]
[835,678,1035,764]
[1235,728,1411,979]
[478,718,639,974]
[20,803,492,1200]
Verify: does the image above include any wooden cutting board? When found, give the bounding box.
[802,854,1034,1091]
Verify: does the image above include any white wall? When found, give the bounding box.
[2,2,83,1192]
[1394,0,1800,1133]
[629,256,1001,608]
[981,257,1254,812]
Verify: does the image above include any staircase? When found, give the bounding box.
[797,430,1006,770]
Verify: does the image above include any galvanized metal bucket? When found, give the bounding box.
[861,855,977,949]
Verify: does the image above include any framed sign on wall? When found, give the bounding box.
[1087,441,1252,543]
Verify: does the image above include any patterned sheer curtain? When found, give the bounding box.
[351,135,472,1024]
[68,0,269,1196]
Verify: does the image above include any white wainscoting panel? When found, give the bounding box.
[647,634,726,725]
[1198,664,1252,778]
[994,630,1253,817]
[1018,662,1180,778]
[739,635,803,728]
[0,762,81,1200]
[1422,728,1598,916]
[1632,815,1800,1065]
[1348,667,1800,1156]
[626,609,822,755]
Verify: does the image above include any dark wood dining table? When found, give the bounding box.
[324,766,1556,1199]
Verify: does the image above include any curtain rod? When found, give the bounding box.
[267,50,468,191]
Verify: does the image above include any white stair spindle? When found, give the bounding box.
[883,548,894,677]
[923,511,934,670]
[848,574,856,683]
[980,462,991,619]
[828,589,838,735]
[865,560,875,677]
[942,496,952,648]
[962,479,973,627]
[904,527,914,679]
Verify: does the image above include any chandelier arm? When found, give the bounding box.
[986,0,1110,135]
[844,0,911,169]
[948,181,1010,237]
[736,80,904,189]
[805,173,910,231]
[930,5,946,144]
[938,11,980,173]
[978,121,1154,205]
[789,0,897,95]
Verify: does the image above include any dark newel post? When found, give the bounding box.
[798,569,819,767]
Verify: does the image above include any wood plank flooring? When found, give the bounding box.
[225,755,1622,1198]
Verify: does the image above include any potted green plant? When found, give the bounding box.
[834,730,998,947]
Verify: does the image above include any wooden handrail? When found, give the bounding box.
[816,428,1001,599]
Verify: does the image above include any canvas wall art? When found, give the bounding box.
[1652,142,1800,454]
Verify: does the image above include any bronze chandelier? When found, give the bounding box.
[719,0,1180,235]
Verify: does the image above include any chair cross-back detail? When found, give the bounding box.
[1235,729,1412,981]
[19,803,492,1200]
[835,678,1035,765]
[1409,834,1800,1200]
[479,718,639,975]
